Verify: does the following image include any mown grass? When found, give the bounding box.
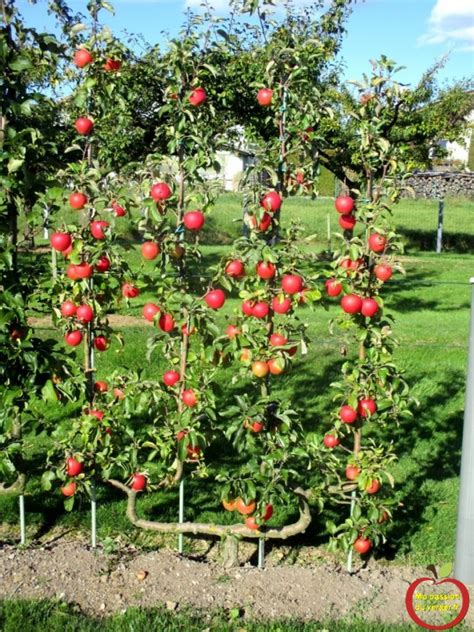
[2,194,473,568]
[0,599,429,632]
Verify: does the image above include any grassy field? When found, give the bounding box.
[2,194,473,570]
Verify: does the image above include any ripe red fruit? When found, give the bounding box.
[143,303,160,322]
[205,289,226,310]
[75,117,94,135]
[260,191,282,213]
[272,295,292,314]
[250,212,272,232]
[325,279,342,297]
[141,241,160,260]
[176,430,187,442]
[90,220,109,240]
[150,182,172,201]
[252,301,270,319]
[235,498,256,515]
[130,473,147,492]
[183,210,205,231]
[69,192,88,210]
[269,333,288,347]
[225,325,240,338]
[66,457,83,477]
[267,357,285,375]
[361,298,379,318]
[181,389,198,407]
[187,445,201,459]
[366,479,381,495]
[340,405,358,424]
[94,381,108,393]
[341,294,363,314]
[295,171,305,184]
[62,244,73,258]
[323,434,340,448]
[189,87,207,106]
[252,361,269,378]
[339,257,362,275]
[339,214,356,230]
[368,233,387,253]
[354,537,372,554]
[50,232,72,252]
[358,398,377,417]
[103,58,121,71]
[77,262,93,279]
[241,300,255,316]
[257,88,273,106]
[225,260,245,278]
[122,283,139,298]
[111,201,126,217]
[88,409,104,420]
[262,503,273,521]
[60,300,77,318]
[345,465,361,480]
[374,263,393,282]
[159,313,174,333]
[61,482,76,497]
[281,274,303,295]
[94,336,108,352]
[95,256,110,273]
[73,48,93,68]
[76,304,94,324]
[113,387,125,400]
[65,330,83,347]
[248,420,264,433]
[256,261,276,280]
[245,516,259,530]
[163,370,180,387]
[334,196,354,214]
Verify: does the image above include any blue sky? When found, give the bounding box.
[18,0,474,87]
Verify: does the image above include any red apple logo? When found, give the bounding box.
[75,117,94,135]
[405,575,470,630]
[257,88,272,106]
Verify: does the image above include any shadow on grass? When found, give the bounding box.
[400,228,474,254]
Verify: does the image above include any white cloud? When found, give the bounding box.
[418,0,474,51]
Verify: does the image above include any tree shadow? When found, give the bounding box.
[401,228,474,254]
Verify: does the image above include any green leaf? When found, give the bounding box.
[7,158,24,173]
[9,57,33,72]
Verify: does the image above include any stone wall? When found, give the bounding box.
[402,171,474,199]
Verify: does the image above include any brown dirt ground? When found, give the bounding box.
[0,536,473,626]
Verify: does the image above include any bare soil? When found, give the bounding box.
[1,537,473,626]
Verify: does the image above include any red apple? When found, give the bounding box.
[181,389,198,407]
[189,87,207,106]
[103,58,121,71]
[271,295,292,314]
[141,241,160,260]
[163,370,180,387]
[150,182,172,201]
[358,398,377,417]
[256,261,276,280]
[114,387,125,400]
[95,256,110,273]
[260,191,282,213]
[366,479,381,494]
[334,196,354,214]
[257,88,272,106]
[361,297,379,318]
[61,481,77,497]
[69,192,88,210]
[65,330,83,347]
[241,300,255,316]
[368,233,387,253]
[281,274,303,295]
[75,117,94,135]
[158,313,174,332]
[73,48,93,68]
[50,232,72,252]
[94,380,108,393]
[143,303,160,322]
[87,409,104,420]
[225,260,245,278]
[130,473,147,492]
[339,214,356,230]
[111,201,126,217]
[252,301,270,319]
[323,434,340,448]
[339,405,358,424]
[94,336,108,352]
[66,457,83,477]
[325,279,342,297]
[183,210,205,231]
[267,357,285,375]
[225,325,240,338]
[60,300,77,318]
[90,220,109,240]
[122,283,139,298]
[354,537,372,554]
[205,289,226,310]
[250,212,272,232]
[345,465,361,480]
[269,333,288,347]
[374,263,393,282]
[76,304,94,324]
[341,294,362,314]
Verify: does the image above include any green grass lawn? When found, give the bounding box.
[3,194,474,570]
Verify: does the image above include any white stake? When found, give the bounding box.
[19,494,26,545]
[257,537,265,569]
[91,481,97,548]
[346,489,357,573]
[178,477,184,553]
